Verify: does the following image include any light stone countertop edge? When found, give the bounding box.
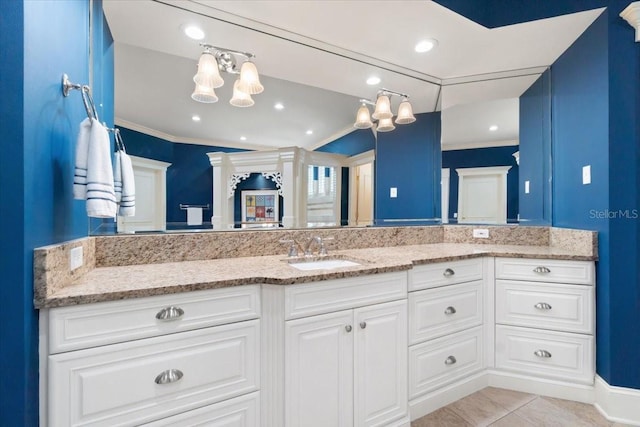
[35,243,597,309]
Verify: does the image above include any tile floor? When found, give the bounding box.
[411,387,632,427]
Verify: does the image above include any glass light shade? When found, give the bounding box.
[193,51,224,89]
[353,104,373,129]
[229,79,255,107]
[376,117,396,132]
[372,95,392,120]
[395,99,416,124]
[237,61,264,95]
[191,82,218,103]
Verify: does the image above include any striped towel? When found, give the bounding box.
[85,119,117,218]
[73,118,92,199]
[113,149,135,217]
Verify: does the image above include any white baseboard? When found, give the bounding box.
[594,375,640,426]
[409,371,488,420]
[487,369,596,403]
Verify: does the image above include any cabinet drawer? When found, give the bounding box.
[409,326,483,399]
[409,258,483,291]
[48,320,260,427]
[142,392,260,426]
[495,325,594,384]
[284,271,407,320]
[409,281,483,344]
[49,285,260,353]
[496,280,593,334]
[495,258,594,285]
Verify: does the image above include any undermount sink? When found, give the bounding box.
[286,257,361,271]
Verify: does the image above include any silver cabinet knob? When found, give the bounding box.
[443,268,455,277]
[534,302,553,310]
[534,350,552,358]
[345,325,352,333]
[154,369,184,385]
[533,266,551,274]
[445,356,457,365]
[155,306,185,321]
[444,306,457,315]
[360,322,367,329]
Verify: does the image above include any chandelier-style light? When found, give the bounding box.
[191,43,264,107]
[354,89,416,131]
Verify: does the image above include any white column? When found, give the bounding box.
[280,150,296,228]
[207,153,227,229]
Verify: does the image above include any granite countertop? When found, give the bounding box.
[37,243,596,309]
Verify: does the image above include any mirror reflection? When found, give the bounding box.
[92,0,594,234]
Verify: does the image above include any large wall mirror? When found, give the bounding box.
[91,0,601,234]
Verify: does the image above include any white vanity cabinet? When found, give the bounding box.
[43,286,261,427]
[262,271,409,427]
[407,258,485,402]
[494,258,595,385]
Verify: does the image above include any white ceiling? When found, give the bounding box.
[103,0,603,150]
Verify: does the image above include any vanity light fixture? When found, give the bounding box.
[354,88,416,131]
[191,43,264,107]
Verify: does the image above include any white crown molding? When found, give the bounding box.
[114,118,272,151]
[442,139,519,151]
[620,2,640,42]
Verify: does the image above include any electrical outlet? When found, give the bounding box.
[525,180,530,194]
[70,246,83,271]
[390,187,397,198]
[473,228,489,238]
[582,165,591,185]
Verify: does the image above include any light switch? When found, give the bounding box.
[582,165,591,185]
[390,187,397,198]
[525,180,530,194]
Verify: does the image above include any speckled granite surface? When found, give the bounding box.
[33,226,598,309]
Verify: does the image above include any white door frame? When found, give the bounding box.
[347,150,375,227]
[456,166,511,224]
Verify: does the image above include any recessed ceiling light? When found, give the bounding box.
[415,39,438,53]
[183,25,205,40]
[274,103,284,110]
[489,125,499,131]
[240,136,247,141]
[192,115,201,122]
[366,76,381,85]
[306,130,313,135]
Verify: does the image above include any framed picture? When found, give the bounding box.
[241,190,279,228]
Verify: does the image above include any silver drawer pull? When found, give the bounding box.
[443,268,455,277]
[155,306,185,321]
[360,322,367,329]
[444,306,457,315]
[154,369,184,385]
[345,325,352,333]
[534,350,552,358]
[534,302,553,310]
[533,266,551,274]
[444,356,457,365]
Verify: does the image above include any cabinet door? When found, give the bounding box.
[285,310,354,427]
[354,300,408,427]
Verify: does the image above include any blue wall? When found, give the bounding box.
[119,127,246,225]
[519,71,552,224]
[442,146,519,222]
[315,128,376,156]
[0,1,98,423]
[375,112,441,224]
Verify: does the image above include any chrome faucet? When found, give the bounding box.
[304,236,327,256]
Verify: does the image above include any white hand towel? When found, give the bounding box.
[187,207,203,226]
[73,118,92,199]
[113,150,122,203]
[118,151,135,217]
[85,119,117,218]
